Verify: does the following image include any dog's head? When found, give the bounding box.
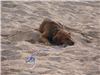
[53,30,74,46]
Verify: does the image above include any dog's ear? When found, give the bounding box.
[53,35,57,42]
[52,34,60,45]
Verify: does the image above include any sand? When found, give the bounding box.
[1,1,100,75]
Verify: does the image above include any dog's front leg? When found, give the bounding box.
[39,32,51,45]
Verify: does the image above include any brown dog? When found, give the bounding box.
[38,18,74,46]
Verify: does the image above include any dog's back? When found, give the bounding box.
[39,18,63,33]
[39,18,64,44]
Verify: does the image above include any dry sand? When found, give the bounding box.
[1,1,100,75]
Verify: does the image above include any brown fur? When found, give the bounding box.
[38,18,74,46]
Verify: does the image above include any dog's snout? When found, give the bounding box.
[69,41,74,45]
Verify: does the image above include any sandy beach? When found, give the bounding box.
[1,1,100,75]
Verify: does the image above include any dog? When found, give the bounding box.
[38,18,74,46]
